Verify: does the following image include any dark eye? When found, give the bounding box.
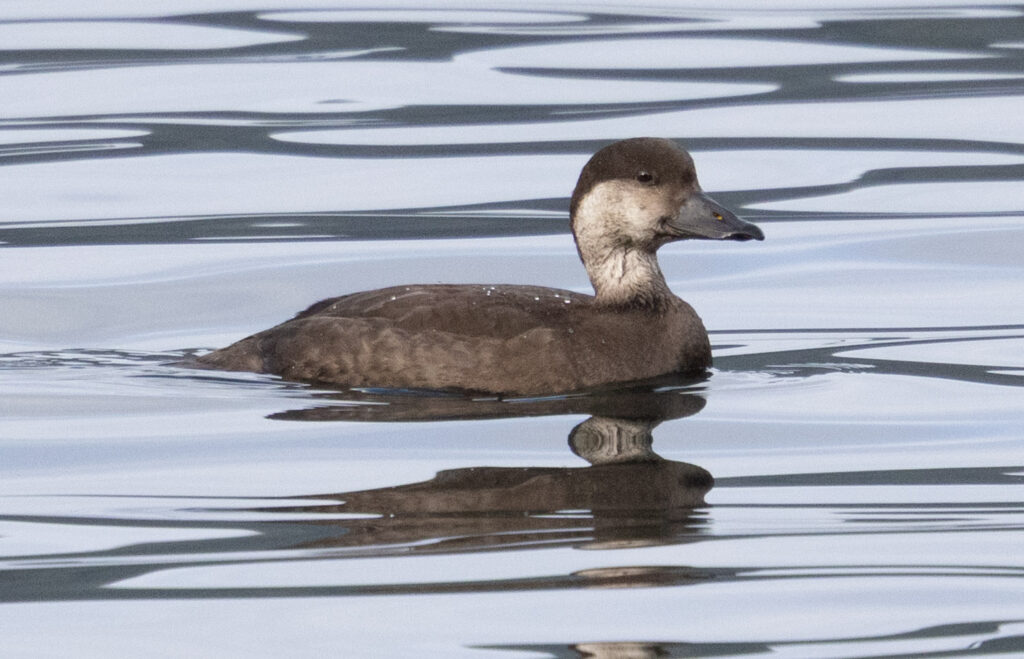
[635,170,654,184]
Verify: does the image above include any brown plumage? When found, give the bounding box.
[195,138,764,394]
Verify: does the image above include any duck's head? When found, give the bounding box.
[569,138,763,306]
[570,138,764,251]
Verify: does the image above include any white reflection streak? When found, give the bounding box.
[257,10,588,24]
[455,37,990,69]
[0,60,761,118]
[0,141,143,158]
[0,20,304,50]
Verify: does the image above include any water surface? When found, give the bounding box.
[1,2,1023,656]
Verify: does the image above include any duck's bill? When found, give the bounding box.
[667,192,764,241]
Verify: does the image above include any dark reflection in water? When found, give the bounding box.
[4,369,1021,606]
[1,383,721,603]
[713,324,1024,389]
[264,410,713,555]
[270,371,708,422]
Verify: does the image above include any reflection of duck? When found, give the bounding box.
[265,394,713,553]
[196,138,763,394]
[270,371,707,422]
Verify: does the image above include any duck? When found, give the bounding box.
[194,137,764,395]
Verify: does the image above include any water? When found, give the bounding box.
[2,2,1023,656]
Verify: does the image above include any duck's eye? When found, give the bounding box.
[635,170,654,184]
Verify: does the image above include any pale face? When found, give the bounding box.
[573,177,696,254]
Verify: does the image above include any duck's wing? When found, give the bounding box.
[195,284,594,392]
[291,284,595,339]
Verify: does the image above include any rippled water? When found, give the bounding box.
[2,2,1023,656]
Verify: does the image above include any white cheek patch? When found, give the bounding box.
[575,180,671,243]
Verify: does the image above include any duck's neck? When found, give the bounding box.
[581,245,676,309]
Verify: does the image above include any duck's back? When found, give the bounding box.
[294,284,592,339]
[195,284,711,395]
